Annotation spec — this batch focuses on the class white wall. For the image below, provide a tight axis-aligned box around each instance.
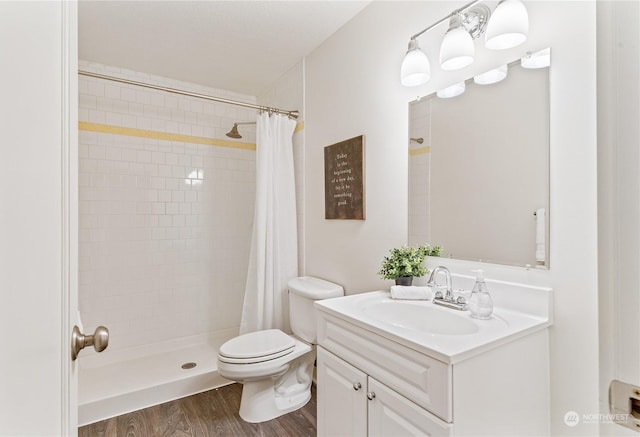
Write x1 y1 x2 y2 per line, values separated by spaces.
78 62 257 352
597 1 640 435
304 1 598 435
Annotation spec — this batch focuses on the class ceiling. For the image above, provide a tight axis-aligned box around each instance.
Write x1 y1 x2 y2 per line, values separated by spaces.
79 1 370 96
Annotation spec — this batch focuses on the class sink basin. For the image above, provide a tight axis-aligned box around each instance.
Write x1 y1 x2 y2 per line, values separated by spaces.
315 289 551 363
362 300 479 335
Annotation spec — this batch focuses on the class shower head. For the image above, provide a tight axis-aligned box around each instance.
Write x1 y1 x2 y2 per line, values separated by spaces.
410 137 424 144
226 121 256 139
226 123 242 139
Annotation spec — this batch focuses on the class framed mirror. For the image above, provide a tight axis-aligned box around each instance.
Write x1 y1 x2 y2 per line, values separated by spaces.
408 51 550 268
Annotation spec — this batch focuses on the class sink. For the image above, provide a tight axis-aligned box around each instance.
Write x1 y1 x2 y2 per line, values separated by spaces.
315 289 551 363
362 300 479 335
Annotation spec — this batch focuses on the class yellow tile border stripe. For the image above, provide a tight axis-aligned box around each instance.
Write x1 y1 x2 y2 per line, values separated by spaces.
409 146 431 156
79 121 256 150
79 120 305 149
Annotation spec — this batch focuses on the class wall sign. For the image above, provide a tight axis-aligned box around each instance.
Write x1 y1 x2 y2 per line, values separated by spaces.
324 135 365 220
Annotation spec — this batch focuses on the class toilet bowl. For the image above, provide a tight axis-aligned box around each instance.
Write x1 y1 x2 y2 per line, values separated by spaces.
217 276 343 423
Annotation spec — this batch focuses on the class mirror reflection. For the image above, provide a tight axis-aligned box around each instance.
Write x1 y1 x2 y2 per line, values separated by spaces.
408 52 550 268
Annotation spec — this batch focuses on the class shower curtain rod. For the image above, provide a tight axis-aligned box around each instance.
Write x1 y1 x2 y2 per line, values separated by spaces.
78 70 299 119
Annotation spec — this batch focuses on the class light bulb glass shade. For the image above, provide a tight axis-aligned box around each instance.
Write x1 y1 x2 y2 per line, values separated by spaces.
485 0 529 50
437 81 466 98
401 39 431 86
473 64 508 85
521 48 551 69
440 23 474 71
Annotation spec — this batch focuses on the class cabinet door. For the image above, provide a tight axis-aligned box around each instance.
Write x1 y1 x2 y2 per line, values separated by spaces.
317 347 367 437
368 377 452 437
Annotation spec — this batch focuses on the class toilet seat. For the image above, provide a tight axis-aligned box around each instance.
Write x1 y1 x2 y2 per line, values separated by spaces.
218 329 295 364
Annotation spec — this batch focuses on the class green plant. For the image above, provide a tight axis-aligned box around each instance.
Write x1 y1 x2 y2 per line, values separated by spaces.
378 244 442 280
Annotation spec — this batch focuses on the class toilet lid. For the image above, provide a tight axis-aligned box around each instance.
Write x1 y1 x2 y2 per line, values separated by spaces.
218 329 295 362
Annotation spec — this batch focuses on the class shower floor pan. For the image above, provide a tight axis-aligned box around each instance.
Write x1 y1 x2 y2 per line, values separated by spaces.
78 328 237 426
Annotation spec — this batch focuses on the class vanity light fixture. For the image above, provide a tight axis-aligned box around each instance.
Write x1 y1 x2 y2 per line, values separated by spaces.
521 47 551 69
440 14 475 71
485 0 529 50
437 81 466 99
400 0 529 87
473 64 508 85
401 38 431 86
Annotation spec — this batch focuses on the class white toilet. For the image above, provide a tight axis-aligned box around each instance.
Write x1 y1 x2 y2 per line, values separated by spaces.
217 276 344 423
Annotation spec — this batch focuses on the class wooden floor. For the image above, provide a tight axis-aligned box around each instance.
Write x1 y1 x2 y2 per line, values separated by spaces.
78 383 317 437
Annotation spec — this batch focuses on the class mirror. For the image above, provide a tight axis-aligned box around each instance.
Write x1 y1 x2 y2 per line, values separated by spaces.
408 52 550 268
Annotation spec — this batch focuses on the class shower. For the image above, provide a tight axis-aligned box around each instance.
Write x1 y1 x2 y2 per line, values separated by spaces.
226 121 256 139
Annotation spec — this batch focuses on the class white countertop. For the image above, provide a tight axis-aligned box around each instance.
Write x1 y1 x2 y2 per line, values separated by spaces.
315 290 551 364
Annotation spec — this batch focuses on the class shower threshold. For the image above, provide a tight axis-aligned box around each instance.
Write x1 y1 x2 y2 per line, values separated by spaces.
78 328 236 426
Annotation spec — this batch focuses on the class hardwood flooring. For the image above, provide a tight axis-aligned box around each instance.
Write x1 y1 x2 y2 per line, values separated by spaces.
78 383 317 437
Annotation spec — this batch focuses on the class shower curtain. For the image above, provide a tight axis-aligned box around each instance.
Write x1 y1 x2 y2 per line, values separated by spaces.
239 112 298 334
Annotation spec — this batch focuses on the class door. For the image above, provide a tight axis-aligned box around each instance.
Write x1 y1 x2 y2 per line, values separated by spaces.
0 2 78 435
367 377 452 437
317 347 367 437
597 0 640 435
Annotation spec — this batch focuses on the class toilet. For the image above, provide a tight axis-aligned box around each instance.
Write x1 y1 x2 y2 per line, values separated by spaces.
217 276 344 423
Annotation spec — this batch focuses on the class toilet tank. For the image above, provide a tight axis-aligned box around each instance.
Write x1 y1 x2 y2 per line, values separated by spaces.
288 276 343 343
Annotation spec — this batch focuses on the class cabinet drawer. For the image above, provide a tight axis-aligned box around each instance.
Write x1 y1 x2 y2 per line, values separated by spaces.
318 313 452 422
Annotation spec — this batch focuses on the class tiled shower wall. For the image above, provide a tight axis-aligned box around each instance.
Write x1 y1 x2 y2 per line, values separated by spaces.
78 61 259 352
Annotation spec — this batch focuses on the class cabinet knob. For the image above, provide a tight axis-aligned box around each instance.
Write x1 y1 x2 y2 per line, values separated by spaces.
367 391 376 400
353 382 362 391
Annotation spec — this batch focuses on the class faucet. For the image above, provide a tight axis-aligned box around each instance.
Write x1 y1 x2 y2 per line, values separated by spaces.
427 266 467 311
427 266 453 301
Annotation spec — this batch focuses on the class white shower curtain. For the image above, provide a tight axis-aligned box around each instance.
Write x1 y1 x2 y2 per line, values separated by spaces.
239 112 298 334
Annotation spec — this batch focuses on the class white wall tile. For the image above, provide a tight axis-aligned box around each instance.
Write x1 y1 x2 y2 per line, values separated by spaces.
78 62 257 351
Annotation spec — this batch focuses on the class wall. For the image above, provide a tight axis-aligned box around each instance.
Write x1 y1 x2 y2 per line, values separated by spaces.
304 1 598 435
78 61 257 352
597 1 640 435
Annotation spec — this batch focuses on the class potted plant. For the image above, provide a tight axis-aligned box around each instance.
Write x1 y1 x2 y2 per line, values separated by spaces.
378 244 442 286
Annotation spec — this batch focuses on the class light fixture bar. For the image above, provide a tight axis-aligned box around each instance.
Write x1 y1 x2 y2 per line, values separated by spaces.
410 0 482 40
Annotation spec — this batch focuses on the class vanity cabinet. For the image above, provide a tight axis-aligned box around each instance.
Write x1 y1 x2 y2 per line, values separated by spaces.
316 308 550 437
318 347 451 436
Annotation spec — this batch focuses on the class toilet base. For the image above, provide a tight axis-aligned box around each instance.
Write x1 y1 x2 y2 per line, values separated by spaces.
238 352 314 423
239 378 311 423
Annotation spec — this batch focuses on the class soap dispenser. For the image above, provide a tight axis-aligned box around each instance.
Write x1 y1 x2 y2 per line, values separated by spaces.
469 269 493 319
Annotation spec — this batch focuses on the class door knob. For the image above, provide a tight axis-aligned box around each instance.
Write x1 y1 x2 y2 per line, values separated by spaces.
367 391 376 400
71 325 109 361
353 382 362 391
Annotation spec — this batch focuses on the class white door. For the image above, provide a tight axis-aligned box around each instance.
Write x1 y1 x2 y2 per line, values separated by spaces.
317 347 367 437
598 0 640 435
0 2 78 435
367 377 451 437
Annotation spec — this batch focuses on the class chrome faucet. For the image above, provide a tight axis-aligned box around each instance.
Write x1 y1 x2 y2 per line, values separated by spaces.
428 266 467 311
427 266 453 300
